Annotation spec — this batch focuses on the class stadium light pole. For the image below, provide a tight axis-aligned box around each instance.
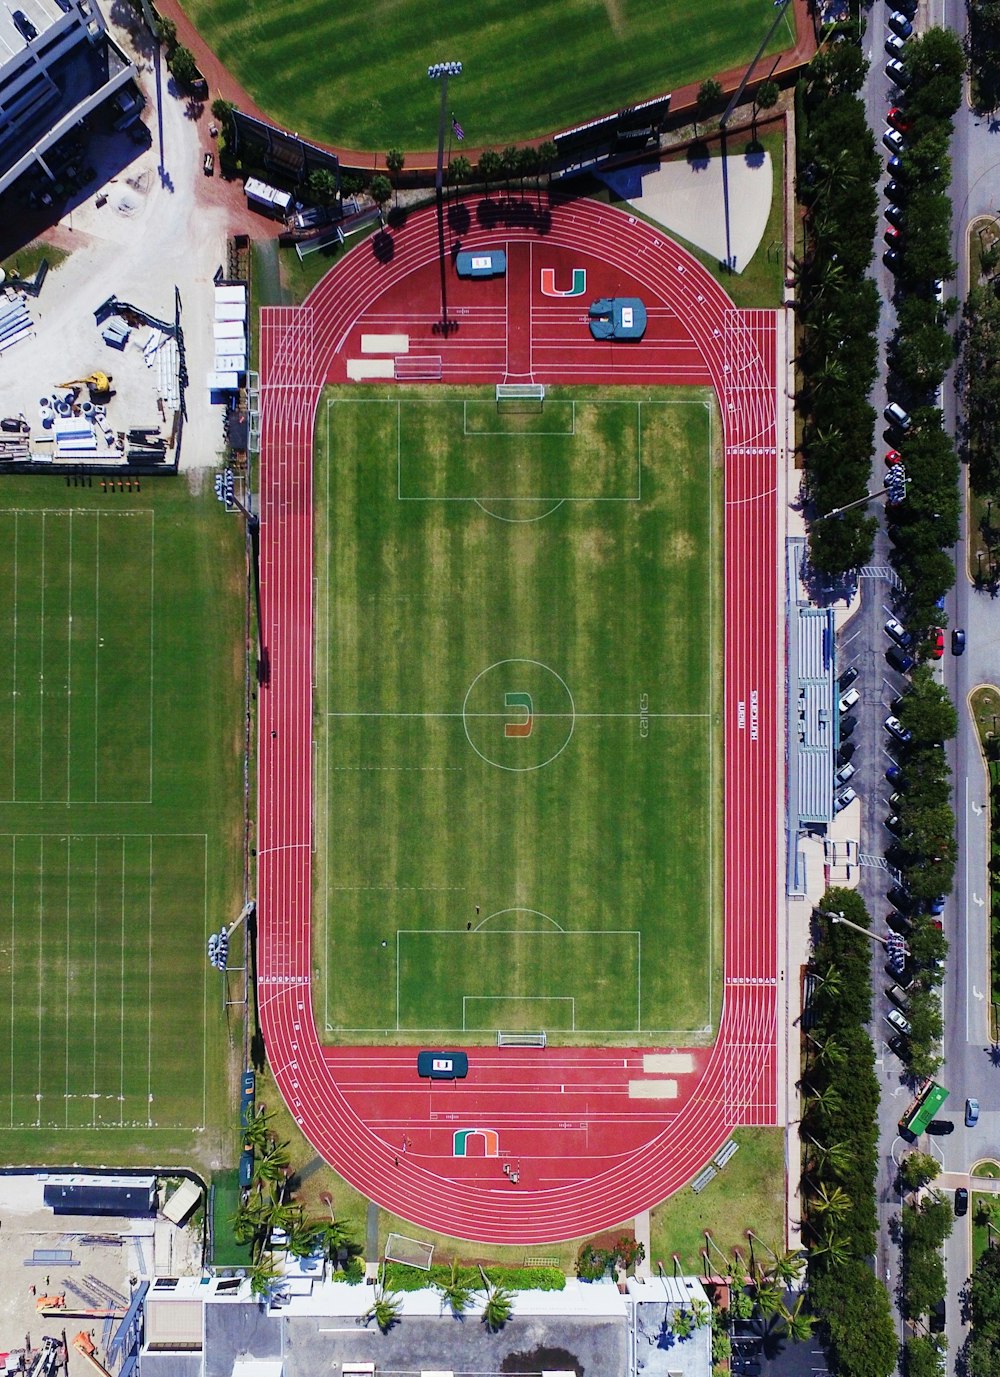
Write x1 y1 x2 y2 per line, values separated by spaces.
428 61 462 327
717 0 792 274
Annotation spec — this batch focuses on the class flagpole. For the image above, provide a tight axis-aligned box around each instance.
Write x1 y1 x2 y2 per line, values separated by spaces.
428 62 462 327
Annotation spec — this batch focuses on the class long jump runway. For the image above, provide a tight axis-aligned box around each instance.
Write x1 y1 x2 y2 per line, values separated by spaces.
257 196 779 1242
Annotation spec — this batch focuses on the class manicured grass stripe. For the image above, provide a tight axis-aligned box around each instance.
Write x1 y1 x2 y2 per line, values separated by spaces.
316 386 721 1041
182 0 795 150
0 477 245 1160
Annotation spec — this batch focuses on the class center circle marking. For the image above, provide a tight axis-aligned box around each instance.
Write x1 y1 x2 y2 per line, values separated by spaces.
462 658 575 772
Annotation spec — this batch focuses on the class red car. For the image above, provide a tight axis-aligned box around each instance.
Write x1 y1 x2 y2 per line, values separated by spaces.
885 226 901 244
886 448 902 465
888 106 912 133
930 627 944 659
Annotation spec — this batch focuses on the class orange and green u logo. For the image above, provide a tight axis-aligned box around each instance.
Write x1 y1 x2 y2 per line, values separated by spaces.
454 1128 499 1157
504 691 533 738
540 266 586 297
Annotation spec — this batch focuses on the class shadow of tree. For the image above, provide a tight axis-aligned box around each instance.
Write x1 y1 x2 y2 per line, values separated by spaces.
372 230 394 263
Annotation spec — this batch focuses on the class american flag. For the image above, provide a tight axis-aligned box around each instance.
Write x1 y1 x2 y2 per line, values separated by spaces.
451 115 465 140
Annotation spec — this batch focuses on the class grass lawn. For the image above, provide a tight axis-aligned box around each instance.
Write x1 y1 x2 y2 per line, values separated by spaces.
972 1191 1000 1265
0 475 245 1171
648 1127 786 1273
313 385 722 1045
0 239 68 283
180 0 795 151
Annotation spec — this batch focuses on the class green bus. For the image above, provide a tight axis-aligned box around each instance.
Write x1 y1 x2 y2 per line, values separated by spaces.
900 1082 949 1137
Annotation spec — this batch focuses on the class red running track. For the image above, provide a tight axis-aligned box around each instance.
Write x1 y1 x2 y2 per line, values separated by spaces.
257 198 779 1242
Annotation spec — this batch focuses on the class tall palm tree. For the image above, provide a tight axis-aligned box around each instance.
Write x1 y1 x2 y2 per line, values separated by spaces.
753 1278 784 1318
478 1266 513 1331
806 1136 853 1180
477 149 501 199
781 1294 815 1342
448 155 471 192
437 1260 472 1315
809 1182 852 1221
249 1254 283 1299
242 1106 274 1153
363 1272 403 1333
385 147 405 205
230 1203 263 1249
809 1227 850 1270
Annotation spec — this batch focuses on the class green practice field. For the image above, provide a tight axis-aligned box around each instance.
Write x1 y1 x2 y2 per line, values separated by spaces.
314 387 722 1044
0 479 245 1160
181 0 795 151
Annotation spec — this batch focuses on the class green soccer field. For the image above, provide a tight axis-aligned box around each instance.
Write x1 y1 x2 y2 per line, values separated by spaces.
0 478 245 1160
181 0 796 151
314 386 723 1044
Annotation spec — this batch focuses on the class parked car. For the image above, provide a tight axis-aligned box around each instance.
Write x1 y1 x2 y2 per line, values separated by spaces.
838 740 857 764
885 714 912 744
840 714 858 739
886 1006 912 1035
886 764 904 783
885 616 912 647
886 203 905 228
835 762 856 786
886 910 912 936
928 896 946 915
888 105 913 132
930 1299 946 1333
887 153 904 174
888 883 914 911
966 1097 980 1127
883 248 902 272
930 627 945 659
885 814 903 836
203 151 215 176
885 226 901 246
883 128 905 155
895 0 918 14
887 982 911 1010
952 627 966 655
12 9 38 41
886 58 911 87
956 1186 969 1216
839 687 860 713
888 10 914 37
886 647 915 673
834 786 857 813
927 1120 954 1135
885 179 904 203
885 32 906 56
888 1032 910 1059
838 666 859 691
884 400 912 430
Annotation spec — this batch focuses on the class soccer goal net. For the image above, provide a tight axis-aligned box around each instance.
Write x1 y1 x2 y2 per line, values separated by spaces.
496 382 545 411
497 1031 548 1048
385 1233 434 1270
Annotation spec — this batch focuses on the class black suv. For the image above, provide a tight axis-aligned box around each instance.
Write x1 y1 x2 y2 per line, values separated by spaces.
12 10 38 40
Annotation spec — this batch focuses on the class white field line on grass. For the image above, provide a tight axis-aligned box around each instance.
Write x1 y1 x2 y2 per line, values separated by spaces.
92 835 97 1127
65 836 70 1128
148 513 155 804
36 836 42 1121
7 839 13 1126
120 835 125 1127
326 711 709 720
67 512 73 804
10 514 17 802
94 512 100 803
147 834 153 1124
38 514 45 801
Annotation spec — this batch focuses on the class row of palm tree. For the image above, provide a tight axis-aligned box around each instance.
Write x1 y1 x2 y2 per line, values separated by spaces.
360 1263 514 1334
446 142 559 199
704 1230 814 1343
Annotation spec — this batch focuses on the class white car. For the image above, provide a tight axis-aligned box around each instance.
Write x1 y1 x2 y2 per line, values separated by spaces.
886 1006 911 1035
834 786 857 813
835 762 856 786
883 128 905 155
839 687 860 714
884 616 912 647
884 714 913 744
885 32 906 56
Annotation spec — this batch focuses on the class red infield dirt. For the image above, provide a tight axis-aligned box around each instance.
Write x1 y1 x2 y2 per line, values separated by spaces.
256 195 778 1243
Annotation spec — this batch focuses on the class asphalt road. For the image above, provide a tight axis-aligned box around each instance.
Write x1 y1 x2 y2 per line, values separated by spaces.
840 0 1000 1366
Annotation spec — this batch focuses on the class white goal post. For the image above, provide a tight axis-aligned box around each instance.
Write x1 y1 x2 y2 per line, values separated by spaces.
496 382 546 408
497 1031 548 1048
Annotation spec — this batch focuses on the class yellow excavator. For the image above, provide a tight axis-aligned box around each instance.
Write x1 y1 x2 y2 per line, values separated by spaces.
58 372 113 399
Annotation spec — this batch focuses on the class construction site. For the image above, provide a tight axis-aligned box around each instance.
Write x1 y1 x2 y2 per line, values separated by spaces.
0 1172 203 1376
